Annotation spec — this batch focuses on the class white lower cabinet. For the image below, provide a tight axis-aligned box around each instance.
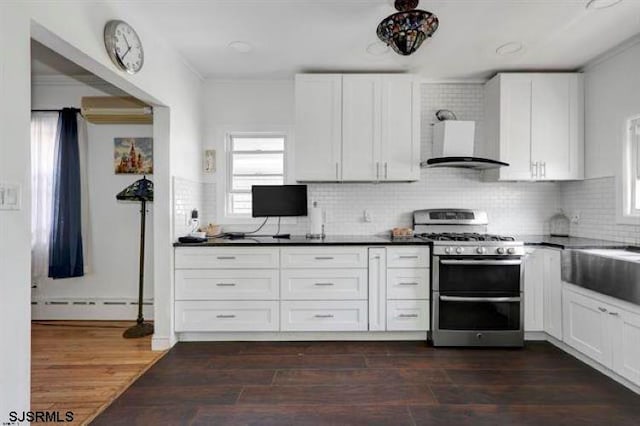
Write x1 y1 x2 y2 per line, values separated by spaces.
280 300 368 331
175 301 279 332
175 269 279 300
387 268 429 299
563 283 640 387
612 309 640 386
386 300 430 331
524 248 544 331
562 286 611 365
280 269 367 300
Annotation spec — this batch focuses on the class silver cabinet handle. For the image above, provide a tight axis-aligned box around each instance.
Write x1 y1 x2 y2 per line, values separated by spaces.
314 282 334 286
531 161 538 178
440 295 521 303
384 162 388 179
399 282 419 286
314 256 334 260
541 161 546 178
441 259 521 266
398 314 419 318
314 314 334 318
376 162 380 180
217 256 236 260
216 314 236 319
216 283 236 287
335 162 339 180
609 311 619 316
399 255 419 259
598 307 607 313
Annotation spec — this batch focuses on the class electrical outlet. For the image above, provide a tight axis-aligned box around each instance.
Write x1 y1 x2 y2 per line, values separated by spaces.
570 212 581 224
0 182 21 210
363 209 373 223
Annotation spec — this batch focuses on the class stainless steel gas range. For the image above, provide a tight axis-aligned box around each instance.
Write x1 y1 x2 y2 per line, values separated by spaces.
414 209 525 347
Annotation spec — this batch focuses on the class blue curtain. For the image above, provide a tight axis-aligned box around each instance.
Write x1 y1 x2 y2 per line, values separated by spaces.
49 108 84 279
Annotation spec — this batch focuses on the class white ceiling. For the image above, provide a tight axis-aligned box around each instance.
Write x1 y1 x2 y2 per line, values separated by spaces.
123 0 640 80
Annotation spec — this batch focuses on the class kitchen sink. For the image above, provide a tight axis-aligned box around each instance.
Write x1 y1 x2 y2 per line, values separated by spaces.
562 248 640 305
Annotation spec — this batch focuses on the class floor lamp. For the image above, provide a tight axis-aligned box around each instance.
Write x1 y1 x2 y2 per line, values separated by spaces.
116 176 154 338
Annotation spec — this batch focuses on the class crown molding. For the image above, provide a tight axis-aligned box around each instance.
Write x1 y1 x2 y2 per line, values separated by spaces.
581 33 640 72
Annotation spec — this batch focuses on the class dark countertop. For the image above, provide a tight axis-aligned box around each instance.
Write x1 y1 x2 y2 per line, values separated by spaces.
173 235 431 247
519 235 628 249
173 234 629 249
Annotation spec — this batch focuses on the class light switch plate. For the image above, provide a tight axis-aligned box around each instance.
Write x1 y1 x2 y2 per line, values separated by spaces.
0 182 22 210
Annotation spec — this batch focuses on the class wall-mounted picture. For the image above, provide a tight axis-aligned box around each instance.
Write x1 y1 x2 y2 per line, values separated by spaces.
204 149 216 174
114 137 153 174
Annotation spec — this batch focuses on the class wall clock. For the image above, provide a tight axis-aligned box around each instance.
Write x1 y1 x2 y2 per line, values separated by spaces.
104 20 144 74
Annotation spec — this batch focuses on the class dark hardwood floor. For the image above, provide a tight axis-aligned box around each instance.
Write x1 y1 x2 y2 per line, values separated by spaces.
92 341 640 425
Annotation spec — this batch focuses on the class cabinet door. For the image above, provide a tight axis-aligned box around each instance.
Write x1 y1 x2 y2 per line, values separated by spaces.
498 74 534 180
342 75 381 181
368 248 387 331
543 249 563 340
531 74 583 181
611 308 640 387
380 76 420 181
562 286 612 367
295 74 342 181
524 249 544 331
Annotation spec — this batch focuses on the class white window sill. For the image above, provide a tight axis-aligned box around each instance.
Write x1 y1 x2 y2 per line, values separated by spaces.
616 214 640 226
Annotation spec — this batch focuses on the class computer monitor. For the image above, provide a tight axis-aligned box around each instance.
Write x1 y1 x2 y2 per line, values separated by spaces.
251 185 308 218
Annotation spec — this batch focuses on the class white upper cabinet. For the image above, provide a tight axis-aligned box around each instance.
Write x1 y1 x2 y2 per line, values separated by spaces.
295 74 343 181
342 75 381 181
380 76 421 181
295 74 420 182
483 73 584 181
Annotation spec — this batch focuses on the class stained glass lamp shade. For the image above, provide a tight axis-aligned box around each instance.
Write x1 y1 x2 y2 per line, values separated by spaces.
377 0 439 56
116 176 154 338
116 176 154 201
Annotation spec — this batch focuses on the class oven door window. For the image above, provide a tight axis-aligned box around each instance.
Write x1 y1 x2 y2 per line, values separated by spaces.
437 294 521 331
438 258 521 293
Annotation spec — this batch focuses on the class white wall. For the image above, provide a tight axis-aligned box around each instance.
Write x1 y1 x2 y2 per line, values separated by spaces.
558 38 640 242
31 77 155 308
0 1 204 416
583 39 640 179
202 80 560 236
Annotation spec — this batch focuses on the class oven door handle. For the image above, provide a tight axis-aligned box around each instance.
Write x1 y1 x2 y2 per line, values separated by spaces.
440 259 522 266
439 295 521 303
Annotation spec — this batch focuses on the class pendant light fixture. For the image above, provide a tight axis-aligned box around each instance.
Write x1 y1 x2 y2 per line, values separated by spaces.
376 0 439 56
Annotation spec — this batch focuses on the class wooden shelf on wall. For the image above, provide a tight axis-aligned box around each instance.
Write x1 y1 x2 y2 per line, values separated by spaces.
81 96 153 124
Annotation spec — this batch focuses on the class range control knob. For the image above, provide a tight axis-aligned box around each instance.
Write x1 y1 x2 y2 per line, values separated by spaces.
476 247 486 254
496 247 506 255
455 247 464 254
507 247 516 255
444 247 452 254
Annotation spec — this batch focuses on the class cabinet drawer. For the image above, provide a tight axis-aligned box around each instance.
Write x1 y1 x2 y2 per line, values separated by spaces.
175 301 279 332
387 269 430 299
175 269 279 300
386 300 430 331
387 247 430 268
281 301 368 331
281 247 367 269
281 269 367 300
175 247 279 269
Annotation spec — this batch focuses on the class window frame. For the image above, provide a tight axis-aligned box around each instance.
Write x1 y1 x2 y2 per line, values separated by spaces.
617 115 640 224
216 126 295 224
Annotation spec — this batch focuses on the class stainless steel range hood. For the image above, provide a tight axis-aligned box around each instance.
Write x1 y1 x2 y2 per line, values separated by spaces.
422 120 508 170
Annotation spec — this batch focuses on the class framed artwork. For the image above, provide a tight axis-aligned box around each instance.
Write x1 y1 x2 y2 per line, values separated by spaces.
114 137 153 174
204 149 216 174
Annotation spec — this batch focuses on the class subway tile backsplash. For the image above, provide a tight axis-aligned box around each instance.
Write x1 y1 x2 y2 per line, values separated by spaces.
560 177 640 245
173 176 204 239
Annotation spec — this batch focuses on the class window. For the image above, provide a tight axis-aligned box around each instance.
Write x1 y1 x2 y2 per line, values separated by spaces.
622 117 640 219
226 134 285 216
